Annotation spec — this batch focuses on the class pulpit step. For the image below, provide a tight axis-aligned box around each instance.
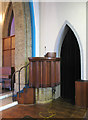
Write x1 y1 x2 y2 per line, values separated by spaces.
14 88 35 104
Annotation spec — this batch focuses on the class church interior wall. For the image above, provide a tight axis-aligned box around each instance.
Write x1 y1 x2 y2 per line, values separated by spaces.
33 2 40 57
86 2 88 80
39 2 86 80
0 1 87 103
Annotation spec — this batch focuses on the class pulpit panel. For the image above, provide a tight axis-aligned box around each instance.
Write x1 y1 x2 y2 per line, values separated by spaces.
28 57 60 88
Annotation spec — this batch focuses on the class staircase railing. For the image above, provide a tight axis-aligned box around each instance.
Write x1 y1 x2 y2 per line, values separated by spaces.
12 63 30 101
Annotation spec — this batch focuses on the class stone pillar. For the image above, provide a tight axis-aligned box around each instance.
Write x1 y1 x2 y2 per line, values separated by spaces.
12 2 31 92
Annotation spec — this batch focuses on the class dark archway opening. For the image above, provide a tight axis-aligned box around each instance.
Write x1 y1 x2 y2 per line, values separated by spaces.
60 25 81 104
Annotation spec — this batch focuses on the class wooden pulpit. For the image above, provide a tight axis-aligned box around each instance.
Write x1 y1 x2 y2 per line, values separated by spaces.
28 53 60 88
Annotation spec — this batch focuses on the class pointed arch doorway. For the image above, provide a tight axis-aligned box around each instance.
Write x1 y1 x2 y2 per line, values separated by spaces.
60 25 81 104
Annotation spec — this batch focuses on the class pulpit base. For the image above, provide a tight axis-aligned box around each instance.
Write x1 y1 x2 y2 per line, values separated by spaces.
35 85 60 104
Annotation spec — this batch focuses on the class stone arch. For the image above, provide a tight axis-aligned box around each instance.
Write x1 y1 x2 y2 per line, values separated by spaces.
2 2 32 91
54 20 84 79
2 2 13 38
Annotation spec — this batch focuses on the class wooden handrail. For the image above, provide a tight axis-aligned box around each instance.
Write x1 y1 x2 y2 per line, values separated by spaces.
12 63 30 100
28 57 60 61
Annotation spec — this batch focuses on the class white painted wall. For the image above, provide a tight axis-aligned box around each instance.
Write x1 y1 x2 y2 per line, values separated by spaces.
86 2 88 79
33 1 40 57
39 2 86 80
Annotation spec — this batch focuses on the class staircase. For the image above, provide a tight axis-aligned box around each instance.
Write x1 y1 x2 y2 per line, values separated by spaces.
13 87 35 104
12 63 35 104
0 92 18 111
12 55 60 105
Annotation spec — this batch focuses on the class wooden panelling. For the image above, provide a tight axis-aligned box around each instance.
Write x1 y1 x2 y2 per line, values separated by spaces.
47 61 51 86
75 81 88 108
24 88 35 104
51 61 55 87
11 50 15 67
3 51 11 67
32 62 36 87
42 61 47 87
56 61 60 85
12 37 15 48
28 57 60 88
3 35 15 67
3 38 11 50
29 62 33 87
35 61 41 88
15 88 35 104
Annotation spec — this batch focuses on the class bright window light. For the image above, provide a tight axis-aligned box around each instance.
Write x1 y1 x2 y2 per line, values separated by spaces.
0 14 2 23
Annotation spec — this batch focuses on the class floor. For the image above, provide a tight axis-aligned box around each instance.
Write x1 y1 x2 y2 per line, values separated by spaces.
2 98 87 119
